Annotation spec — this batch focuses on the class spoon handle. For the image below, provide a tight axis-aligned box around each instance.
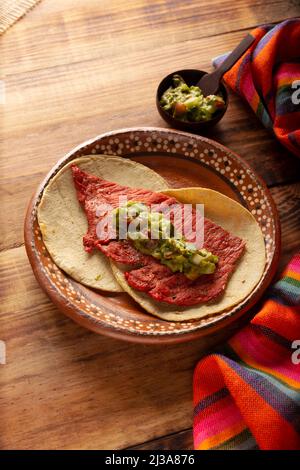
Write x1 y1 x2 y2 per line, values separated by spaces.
214 33 255 78
197 33 256 95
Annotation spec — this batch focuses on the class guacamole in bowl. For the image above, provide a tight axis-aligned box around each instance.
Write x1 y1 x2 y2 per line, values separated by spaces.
160 74 225 123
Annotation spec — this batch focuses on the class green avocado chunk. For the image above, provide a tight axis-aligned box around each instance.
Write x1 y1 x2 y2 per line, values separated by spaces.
113 201 218 281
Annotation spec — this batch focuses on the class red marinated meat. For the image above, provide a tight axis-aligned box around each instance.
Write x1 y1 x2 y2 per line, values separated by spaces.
72 165 245 306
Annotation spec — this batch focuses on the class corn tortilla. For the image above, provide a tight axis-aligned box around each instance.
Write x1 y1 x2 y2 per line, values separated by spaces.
37 155 168 292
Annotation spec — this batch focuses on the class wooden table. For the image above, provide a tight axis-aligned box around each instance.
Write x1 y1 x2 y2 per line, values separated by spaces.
1 0 300 450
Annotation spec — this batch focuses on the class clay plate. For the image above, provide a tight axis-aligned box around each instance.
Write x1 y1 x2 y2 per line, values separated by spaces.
24 128 280 344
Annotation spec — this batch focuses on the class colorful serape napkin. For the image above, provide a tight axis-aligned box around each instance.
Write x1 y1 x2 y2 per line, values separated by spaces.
193 254 300 450
213 19 300 158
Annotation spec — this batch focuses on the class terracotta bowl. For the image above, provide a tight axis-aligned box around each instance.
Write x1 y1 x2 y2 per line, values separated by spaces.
24 128 280 344
156 69 228 132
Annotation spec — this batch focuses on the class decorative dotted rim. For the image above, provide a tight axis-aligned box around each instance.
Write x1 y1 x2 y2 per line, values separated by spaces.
28 128 280 338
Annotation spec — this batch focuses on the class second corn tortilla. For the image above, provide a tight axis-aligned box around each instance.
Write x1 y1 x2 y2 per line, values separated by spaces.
37 155 168 292
110 188 266 321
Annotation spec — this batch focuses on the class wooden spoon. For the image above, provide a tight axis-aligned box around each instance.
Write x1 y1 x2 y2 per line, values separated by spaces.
197 34 255 96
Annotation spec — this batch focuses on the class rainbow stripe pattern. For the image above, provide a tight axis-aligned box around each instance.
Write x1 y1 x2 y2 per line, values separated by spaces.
213 19 300 158
193 254 300 450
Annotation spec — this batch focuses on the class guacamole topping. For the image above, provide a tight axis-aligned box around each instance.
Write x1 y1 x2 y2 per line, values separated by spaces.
113 201 218 280
160 74 225 122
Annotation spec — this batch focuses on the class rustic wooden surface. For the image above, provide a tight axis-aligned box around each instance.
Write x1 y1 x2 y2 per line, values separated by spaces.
1 0 300 450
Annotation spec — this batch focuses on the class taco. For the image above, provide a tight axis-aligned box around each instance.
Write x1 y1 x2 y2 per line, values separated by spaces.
71 166 265 320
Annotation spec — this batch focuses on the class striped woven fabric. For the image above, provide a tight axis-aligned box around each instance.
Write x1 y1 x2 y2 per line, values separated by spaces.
213 19 300 158
193 254 300 450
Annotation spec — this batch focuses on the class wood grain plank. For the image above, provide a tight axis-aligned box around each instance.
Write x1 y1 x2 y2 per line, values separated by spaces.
2 0 300 252
129 428 193 450
1 180 299 449
270 183 300 271
1 0 299 451
3 0 299 75
2 23 300 251
0 245 201 449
